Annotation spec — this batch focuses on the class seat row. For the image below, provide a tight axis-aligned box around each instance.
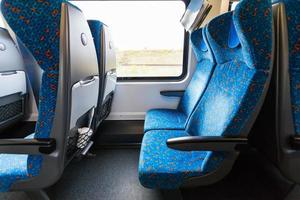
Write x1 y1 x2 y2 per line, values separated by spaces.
140 0 300 190
139 0 274 189
0 0 116 192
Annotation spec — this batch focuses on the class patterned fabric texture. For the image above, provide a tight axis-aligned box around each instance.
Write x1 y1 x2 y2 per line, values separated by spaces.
139 130 225 189
178 28 216 119
88 20 103 64
139 0 273 189
0 134 34 192
283 0 300 135
0 0 65 191
144 28 215 132
187 0 272 182
144 109 187 132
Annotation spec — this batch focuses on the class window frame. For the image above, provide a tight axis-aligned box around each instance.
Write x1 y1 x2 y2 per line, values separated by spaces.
118 29 189 82
72 0 189 82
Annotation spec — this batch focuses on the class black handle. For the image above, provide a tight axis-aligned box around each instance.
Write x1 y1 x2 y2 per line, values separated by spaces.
160 90 185 97
167 136 248 152
0 138 56 155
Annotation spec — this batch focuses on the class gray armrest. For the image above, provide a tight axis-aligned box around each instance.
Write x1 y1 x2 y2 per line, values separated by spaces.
167 136 248 152
291 136 300 150
160 90 185 97
0 138 56 155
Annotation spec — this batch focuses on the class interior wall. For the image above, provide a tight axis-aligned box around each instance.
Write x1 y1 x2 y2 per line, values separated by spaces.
107 49 197 120
1 20 39 122
108 0 230 121
202 0 230 26
0 0 230 122
220 0 230 13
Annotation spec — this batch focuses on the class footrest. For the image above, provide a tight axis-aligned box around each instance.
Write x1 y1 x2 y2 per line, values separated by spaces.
81 141 94 156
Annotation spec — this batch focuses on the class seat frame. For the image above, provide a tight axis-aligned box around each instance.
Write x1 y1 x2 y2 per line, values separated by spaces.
0 2 99 191
271 2 300 183
166 24 275 188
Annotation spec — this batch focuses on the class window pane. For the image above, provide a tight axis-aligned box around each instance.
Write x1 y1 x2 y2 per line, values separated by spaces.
0 0 4 28
0 18 3 28
72 1 186 78
231 2 239 11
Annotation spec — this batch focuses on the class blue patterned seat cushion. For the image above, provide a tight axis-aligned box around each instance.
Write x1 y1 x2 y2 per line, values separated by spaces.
282 0 300 135
88 20 103 65
144 109 187 132
144 28 215 133
0 134 35 192
138 130 224 189
0 154 28 192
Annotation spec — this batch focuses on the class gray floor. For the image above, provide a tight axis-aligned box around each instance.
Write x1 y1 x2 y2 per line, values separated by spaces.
50 148 162 200
0 192 29 200
0 148 163 200
0 148 292 200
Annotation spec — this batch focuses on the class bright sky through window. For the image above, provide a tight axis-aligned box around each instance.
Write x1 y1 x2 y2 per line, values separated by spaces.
0 0 4 28
72 1 185 51
0 1 186 78
0 18 3 27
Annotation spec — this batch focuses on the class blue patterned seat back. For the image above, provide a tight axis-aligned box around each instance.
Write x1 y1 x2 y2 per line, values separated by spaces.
178 28 215 119
186 0 272 172
88 20 103 66
1 0 65 177
283 0 300 135
187 0 272 137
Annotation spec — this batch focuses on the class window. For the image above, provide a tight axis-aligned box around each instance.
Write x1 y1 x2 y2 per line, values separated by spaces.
72 1 187 80
0 18 3 28
230 2 239 11
0 3 4 28
0 0 3 27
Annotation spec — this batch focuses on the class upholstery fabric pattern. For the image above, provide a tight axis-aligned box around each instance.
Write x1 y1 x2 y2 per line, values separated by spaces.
139 0 273 189
189 7 272 136
0 0 65 191
144 109 187 132
178 28 215 118
0 134 34 192
144 28 215 132
186 0 272 180
283 0 300 135
0 154 28 192
88 20 103 64
138 130 224 189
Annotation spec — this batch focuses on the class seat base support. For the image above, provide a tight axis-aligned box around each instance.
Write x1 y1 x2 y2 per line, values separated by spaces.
285 184 300 200
161 189 183 200
26 190 50 200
